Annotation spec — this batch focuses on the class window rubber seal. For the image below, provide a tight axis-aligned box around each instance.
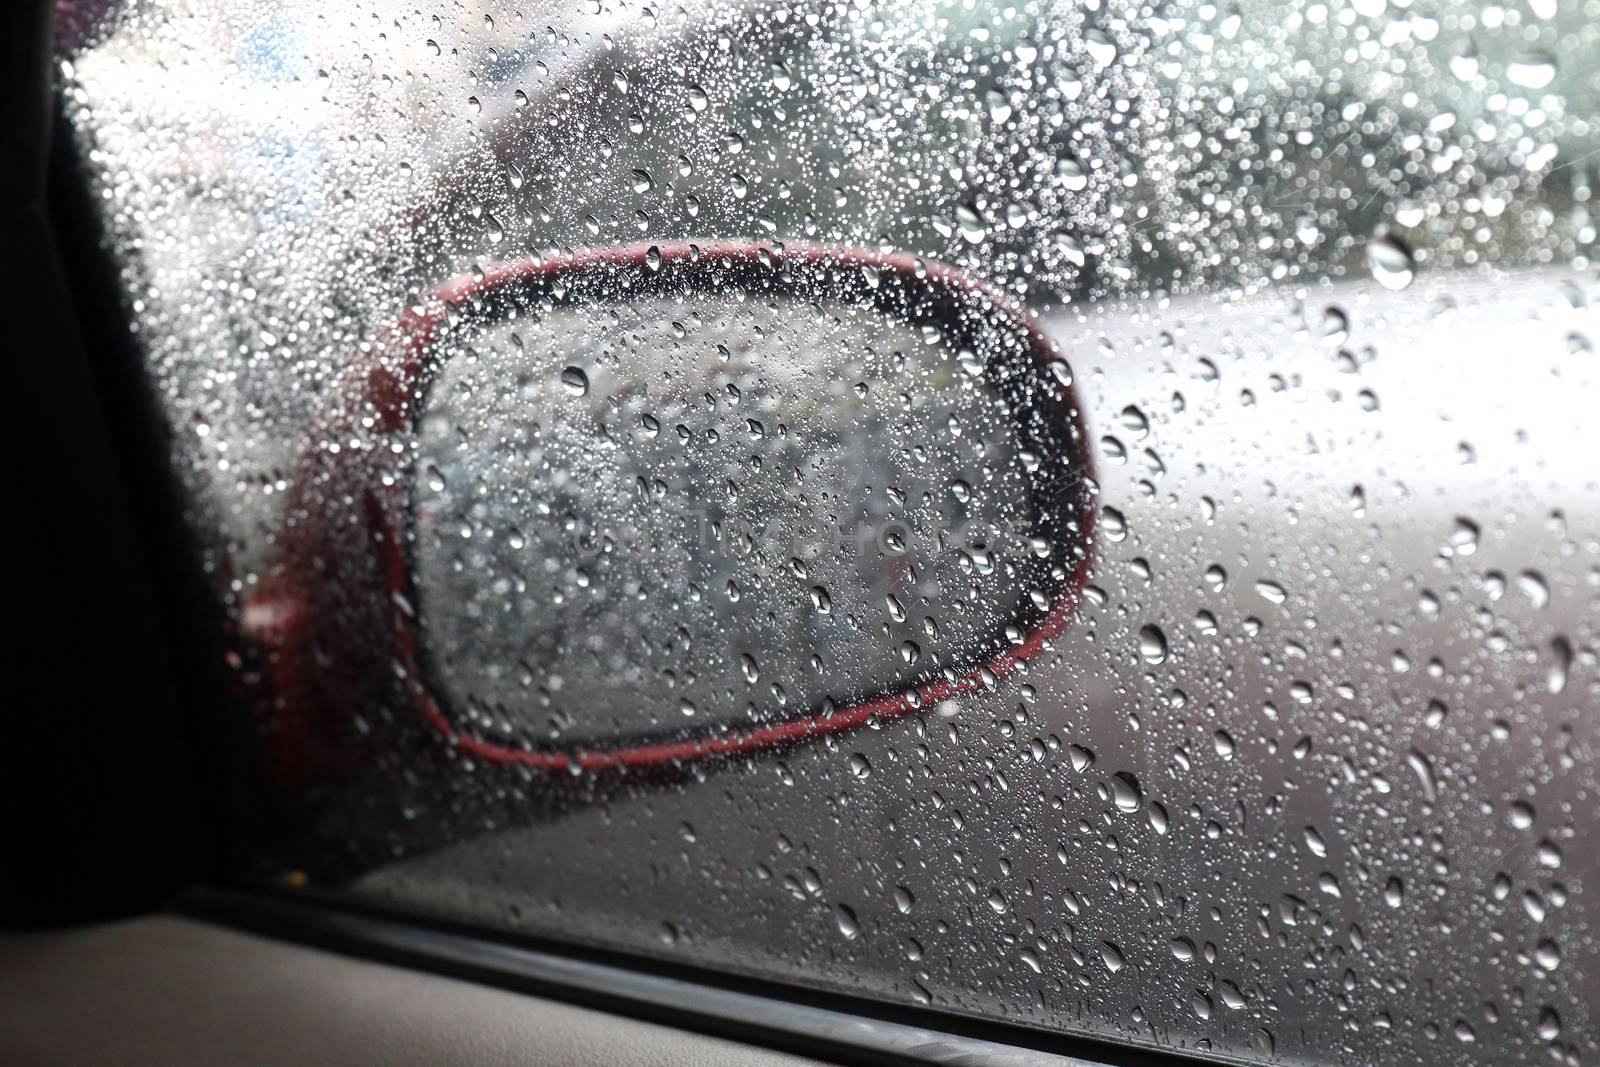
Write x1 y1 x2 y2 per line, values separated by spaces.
178 886 1246 1067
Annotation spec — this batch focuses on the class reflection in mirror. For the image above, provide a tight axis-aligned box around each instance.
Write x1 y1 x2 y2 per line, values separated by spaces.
409 257 1089 750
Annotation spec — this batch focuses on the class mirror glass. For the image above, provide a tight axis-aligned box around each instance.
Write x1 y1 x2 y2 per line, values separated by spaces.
411 280 1085 749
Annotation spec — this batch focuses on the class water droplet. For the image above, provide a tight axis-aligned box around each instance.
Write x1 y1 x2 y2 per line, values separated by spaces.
1407 749 1438 803
1448 518 1480 555
1083 29 1118 69
1099 941 1126 973
1547 636 1571 694
1138 624 1168 665
1367 233 1415 290
1056 156 1088 191
835 903 860 939
985 88 1012 124
1518 570 1551 609
1101 506 1127 542
1449 37 1480 81
1110 771 1143 813
559 366 589 397
1507 52 1557 89
955 203 988 244
1254 580 1287 605
1213 729 1237 759
1053 232 1086 266
1321 305 1350 345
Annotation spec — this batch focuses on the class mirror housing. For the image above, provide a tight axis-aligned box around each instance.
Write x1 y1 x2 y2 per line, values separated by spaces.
248 242 1097 777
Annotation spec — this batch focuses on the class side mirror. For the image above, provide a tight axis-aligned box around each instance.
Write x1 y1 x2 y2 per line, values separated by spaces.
253 242 1096 775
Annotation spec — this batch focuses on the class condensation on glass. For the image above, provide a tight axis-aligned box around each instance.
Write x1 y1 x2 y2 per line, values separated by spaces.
58 0 1598 1063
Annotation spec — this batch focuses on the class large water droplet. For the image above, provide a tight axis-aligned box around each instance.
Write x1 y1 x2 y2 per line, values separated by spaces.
1083 29 1118 69
1110 772 1144 813
1056 156 1088 191
1138 624 1168 664
559 366 590 397
1213 729 1237 759
1518 570 1551 609
1367 233 1415 290
1449 37 1480 81
955 203 988 244
1255 580 1287 605
1407 749 1438 803
1507 52 1557 89
1099 941 1126 973
1547 636 1572 694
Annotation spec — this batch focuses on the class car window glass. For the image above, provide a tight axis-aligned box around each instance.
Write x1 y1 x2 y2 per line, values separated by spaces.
58 1 1598 1063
